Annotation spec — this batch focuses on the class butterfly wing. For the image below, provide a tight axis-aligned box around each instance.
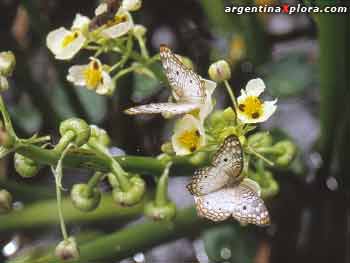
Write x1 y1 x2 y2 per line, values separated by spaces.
160 44 205 104
194 180 270 226
212 135 243 181
124 102 200 115
187 166 230 196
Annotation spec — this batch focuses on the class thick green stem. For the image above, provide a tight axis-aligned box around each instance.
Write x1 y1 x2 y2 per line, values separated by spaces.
0 194 146 232
32 207 210 263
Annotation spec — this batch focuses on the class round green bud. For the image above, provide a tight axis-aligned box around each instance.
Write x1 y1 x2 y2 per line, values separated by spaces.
112 176 146 206
0 51 16 77
248 132 273 148
71 184 101 212
0 189 12 214
250 170 279 199
222 107 236 122
59 118 91 147
144 201 176 221
55 237 80 261
14 153 40 178
274 140 297 167
161 142 174 155
208 60 231 82
89 125 111 147
133 24 147 38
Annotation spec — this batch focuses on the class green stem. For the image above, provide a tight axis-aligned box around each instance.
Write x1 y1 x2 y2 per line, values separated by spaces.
136 36 149 59
155 162 172 206
0 194 145 232
247 146 274 167
32 207 210 263
53 131 76 154
86 172 104 197
88 138 131 191
223 80 238 117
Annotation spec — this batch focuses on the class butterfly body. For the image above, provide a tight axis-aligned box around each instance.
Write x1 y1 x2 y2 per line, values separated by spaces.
187 135 270 226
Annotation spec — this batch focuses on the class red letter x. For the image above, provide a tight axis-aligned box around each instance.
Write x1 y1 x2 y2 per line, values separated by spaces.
282 4 289 13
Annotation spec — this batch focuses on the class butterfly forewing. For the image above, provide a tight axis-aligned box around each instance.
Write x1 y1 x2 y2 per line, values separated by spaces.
187 166 231 196
160 45 205 104
212 135 243 180
124 102 199 115
194 182 270 226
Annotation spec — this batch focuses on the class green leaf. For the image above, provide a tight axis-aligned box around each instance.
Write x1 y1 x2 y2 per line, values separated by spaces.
259 52 319 98
202 224 256 263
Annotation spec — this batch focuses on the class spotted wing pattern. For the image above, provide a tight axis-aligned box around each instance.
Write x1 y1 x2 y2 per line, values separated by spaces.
159 44 205 104
187 135 243 196
194 179 270 226
124 102 199 115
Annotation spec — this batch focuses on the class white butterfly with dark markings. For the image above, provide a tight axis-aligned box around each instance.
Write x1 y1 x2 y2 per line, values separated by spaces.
187 135 270 226
124 45 216 120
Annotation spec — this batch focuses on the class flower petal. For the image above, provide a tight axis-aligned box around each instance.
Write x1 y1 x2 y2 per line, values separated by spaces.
96 71 115 95
101 11 133 38
71 14 90 31
245 78 265 97
95 3 108 16
56 33 86 60
67 65 87 86
46 27 70 56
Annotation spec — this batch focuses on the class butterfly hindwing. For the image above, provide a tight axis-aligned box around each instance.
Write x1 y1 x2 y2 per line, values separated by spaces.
194 179 270 226
124 102 199 115
212 135 243 181
160 44 204 103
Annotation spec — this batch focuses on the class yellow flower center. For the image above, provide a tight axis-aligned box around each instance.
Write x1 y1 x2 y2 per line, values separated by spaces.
238 96 263 119
84 60 103 88
178 129 201 153
61 31 79 48
106 14 128 27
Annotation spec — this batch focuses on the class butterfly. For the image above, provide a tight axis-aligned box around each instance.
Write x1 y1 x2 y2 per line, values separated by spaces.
89 0 121 31
187 135 270 226
124 44 208 116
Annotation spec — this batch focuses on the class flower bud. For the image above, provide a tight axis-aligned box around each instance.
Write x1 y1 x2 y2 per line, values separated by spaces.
122 0 142 11
70 184 101 212
273 140 296 167
222 107 236 122
133 25 147 38
59 118 91 147
144 201 176 221
208 60 231 82
55 237 80 261
248 132 273 148
14 153 40 178
161 142 174 155
0 189 12 214
89 125 110 147
0 76 9 92
0 51 16 77
112 176 146 206
250 170 279 199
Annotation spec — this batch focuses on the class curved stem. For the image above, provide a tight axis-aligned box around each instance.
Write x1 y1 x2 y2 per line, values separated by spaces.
86 172 104 197
155 162 172 206
223 80 238 119
53 131 76 154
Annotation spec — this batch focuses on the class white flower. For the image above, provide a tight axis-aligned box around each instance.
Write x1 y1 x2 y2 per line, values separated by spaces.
0 76 9 92
67 57 115 95
236 78 277 123
46 14 90 60
99 9 134 39
122 0 142 11
0 51 15 76
171 114 206 156
198 79 216 123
